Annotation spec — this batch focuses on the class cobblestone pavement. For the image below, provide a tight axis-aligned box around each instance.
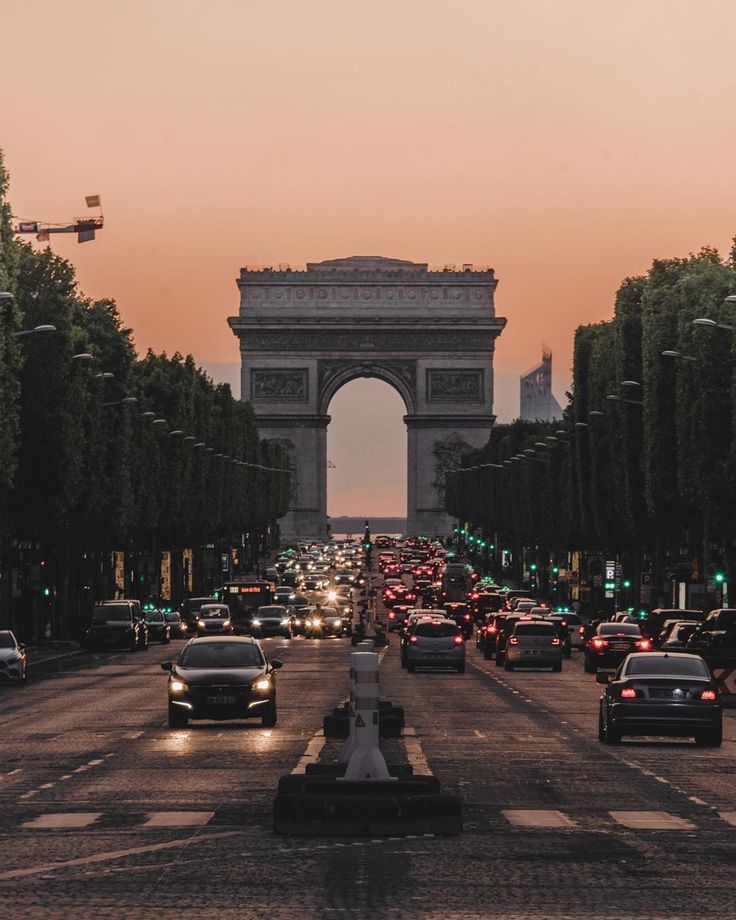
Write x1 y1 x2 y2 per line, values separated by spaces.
2 625 736 919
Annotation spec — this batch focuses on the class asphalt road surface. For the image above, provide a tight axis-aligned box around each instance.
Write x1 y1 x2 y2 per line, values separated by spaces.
2 632 736 919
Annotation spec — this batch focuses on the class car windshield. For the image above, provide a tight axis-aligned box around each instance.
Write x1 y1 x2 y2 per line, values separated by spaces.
200 607 228 618
599 624 641 636
93 605 130 621
415 622 459 638
258 607 286 616
146 610 164 622
179 642 263 669
626 656 709 678
0 634 15 648
515 624 556 636
164 613 181 623
718 611 736 626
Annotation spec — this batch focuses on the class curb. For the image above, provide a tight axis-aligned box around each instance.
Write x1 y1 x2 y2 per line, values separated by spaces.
273 792 462 837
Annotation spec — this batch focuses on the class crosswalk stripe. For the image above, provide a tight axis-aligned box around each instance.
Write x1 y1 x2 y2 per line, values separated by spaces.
609 810 695 830
143 811 214 827
717 812 736 827
22 812 103 829
502 809 575 828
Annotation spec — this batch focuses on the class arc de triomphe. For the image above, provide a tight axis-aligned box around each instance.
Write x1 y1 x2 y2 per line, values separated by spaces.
228 256 506 540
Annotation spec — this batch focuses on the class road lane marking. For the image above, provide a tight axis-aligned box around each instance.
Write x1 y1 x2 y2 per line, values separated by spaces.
22 812 103 829
143 811 213 827
291 729 327 774
717 812 736 826
0 831 241 881
609 811 696 830
503 810 576 829
403 727 430 774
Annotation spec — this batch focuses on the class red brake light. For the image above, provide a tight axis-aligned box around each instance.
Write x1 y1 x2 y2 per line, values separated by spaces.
592 638 608 649
551 637 560 645
579 626 585 634
409 635 418 643
700 689 717 701
636 639 652 650
464 614 471 621
509 636 519 645
620 687 637 699
388 612 395 619
453 635 464 645
489 626 497 633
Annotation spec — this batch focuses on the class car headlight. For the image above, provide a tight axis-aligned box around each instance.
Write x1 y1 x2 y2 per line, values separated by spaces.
169 679 188 694
312 618 322 626
222 620 231 627
294 618 302 626
253 677 271 691
327 592 337 601
281 618 290 626
305 619 313 626
197 619 205 627
179 623 187 631
252 619 261 626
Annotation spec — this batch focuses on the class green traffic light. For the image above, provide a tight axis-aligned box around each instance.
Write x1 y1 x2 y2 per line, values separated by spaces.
530 563 537 571
552 566 559 574
715 572 726 584
623 579 631 588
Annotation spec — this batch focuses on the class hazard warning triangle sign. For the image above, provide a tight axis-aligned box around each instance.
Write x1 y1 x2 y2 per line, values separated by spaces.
355 713 366 727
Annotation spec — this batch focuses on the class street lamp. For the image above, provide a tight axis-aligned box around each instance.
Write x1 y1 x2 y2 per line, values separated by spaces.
661 350 696 362
102 396 138 408
11 324 57 338
94 372 114 380
589 410 604 418
140 411 156 420
575 421 588 428
72 352 94 361
693 317 735 332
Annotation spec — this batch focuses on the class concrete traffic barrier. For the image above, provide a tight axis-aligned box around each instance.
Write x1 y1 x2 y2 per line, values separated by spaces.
304 762 413 777
278 775 441 795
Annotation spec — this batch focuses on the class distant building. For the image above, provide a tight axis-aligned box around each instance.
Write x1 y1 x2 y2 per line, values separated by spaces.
520 351 562 421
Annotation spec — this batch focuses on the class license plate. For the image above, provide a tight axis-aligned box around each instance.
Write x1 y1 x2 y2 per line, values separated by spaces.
610 643 628 650
206 695 235 705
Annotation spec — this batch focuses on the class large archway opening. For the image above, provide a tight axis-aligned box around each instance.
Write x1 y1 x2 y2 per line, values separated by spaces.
327 378 407 530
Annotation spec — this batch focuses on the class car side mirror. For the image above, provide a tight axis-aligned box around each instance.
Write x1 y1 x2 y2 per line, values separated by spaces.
595 673 610 685
160 661 172 671
270 659 283 670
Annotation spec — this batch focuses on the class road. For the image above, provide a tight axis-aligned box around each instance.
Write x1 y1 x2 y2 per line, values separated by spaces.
2 630 736 918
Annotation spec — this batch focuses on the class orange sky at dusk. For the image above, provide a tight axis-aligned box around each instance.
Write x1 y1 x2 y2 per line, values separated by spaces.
3 0 736 515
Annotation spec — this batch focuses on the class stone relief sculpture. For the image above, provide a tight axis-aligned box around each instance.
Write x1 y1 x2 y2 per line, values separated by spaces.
428 370 483 401
432 433 473 504
252 369 308 400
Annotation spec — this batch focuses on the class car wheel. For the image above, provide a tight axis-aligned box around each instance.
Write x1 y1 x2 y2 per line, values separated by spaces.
504 659 514 671
564 649 571 659
456 662 465 674
129 635 138 652
164 634 170 645
604 715 621 745
261 702 277 728
598 708 606 743
483 644 493 660
168 705 188 728
584 657 596 674
552 661 562 673
495 653 503 667
407 663 416 673
695 726 722 747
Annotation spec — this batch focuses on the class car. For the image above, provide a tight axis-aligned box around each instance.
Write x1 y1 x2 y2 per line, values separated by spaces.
196 604 234 636
335 569 357 585
180 596 219 631
659 621 700 651
505 620 563 672
252 605 292 638
405 617 466 673
545 614 572 658
443 601 474 638
264 567 279 583
164 610 189 639
494 613 546 666
597 652 722 746
584 623 651 673
163 636 282 728
398 609 446 666
0 630 27 683
85 601 148 651
274 586 296 604
320 606 348 637
144 608 171 644
687 609 736 655
387 603 412 631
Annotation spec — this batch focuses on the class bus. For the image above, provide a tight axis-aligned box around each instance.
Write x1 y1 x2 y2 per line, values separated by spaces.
218 579 274 633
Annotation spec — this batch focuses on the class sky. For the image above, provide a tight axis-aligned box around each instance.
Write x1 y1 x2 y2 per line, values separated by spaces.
3 0 736 515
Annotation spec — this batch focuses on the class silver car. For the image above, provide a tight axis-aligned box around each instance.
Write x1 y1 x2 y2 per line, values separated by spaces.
505 621 563 671
0 630 27 683
252 605 292 638
406 617 465 673
196 604 234 636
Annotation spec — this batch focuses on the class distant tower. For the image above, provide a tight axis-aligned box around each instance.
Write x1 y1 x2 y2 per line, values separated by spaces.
520 350 562 421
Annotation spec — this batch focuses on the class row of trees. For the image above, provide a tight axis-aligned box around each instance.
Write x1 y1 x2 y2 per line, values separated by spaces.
447 241 736 610
0 151 290 639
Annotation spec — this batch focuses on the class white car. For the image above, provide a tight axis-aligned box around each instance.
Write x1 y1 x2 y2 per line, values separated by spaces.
0 630 27 683
505 620 563 672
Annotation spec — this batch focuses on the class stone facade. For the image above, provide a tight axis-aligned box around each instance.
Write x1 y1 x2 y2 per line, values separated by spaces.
228 256 506 540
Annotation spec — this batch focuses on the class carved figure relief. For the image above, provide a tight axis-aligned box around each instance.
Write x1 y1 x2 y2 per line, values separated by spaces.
427 369 483 402
432 433 473 504
252 369 308 400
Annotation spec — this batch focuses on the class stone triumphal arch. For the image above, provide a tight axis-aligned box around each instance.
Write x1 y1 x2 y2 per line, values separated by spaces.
228 256 506 540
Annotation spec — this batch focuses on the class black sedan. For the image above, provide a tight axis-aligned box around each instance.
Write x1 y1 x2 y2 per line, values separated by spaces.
597 652 722 746
584 622 651 673
144 608 171 644
163 636 282 728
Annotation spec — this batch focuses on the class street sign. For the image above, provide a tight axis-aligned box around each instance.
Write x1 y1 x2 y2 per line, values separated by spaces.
641 573 652 586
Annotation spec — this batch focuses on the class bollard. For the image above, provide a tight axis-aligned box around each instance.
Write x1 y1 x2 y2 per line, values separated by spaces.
339 651 394 782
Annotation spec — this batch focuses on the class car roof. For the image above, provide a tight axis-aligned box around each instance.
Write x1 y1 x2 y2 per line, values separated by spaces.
188 635 257 645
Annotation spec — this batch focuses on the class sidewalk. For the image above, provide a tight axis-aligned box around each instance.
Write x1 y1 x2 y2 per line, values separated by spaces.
24 640 83 668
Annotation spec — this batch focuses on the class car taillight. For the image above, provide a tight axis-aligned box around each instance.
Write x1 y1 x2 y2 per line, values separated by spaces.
410 636 418 643
388 612 395 619
592 638 608 649
551 637 560 645
464 614 471 621
700 689 717 701
453 635 464 645
579 626 585 635
620 687 638 699
636 639 652 650
489 626 497 634
509 636 519 645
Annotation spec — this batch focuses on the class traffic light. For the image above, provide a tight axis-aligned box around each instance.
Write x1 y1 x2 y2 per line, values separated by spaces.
623 579 632 589
42 586 51 598
530 563 537 572
552 566 559 575
714 572 726 584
